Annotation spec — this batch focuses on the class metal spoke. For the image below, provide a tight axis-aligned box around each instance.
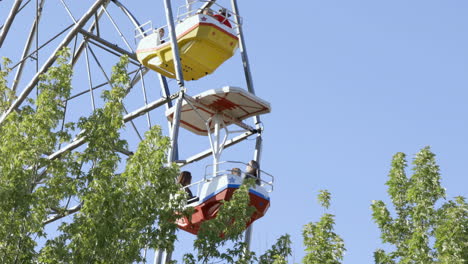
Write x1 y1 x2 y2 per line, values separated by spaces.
87 45 143 141
84 44 97 110
11 0 46 92
139 67 152 128
78 29 138 62
59 0 78 24
102 6 133 51
72 2 110 66
0 0 25 48
10 24 73 72
66 69 139 101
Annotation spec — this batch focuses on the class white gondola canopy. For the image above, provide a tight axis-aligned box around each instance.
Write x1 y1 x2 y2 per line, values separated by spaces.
166 86 271 135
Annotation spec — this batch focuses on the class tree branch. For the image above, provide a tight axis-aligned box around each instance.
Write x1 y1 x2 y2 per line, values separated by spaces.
43 203 82 225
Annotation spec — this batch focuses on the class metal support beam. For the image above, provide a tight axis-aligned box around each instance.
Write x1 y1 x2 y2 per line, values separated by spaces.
167 90 184 164
153 252 163 264
78 29 138 61
139 69 152 128
231 0 264 255
123 90 179 122
155 90 184 264
0 0 24 48
156 2 187 261
72 1 110 66
11 0 46 92
66 68 139 101
47 93 177 161
159 75 178 158
163 0 185 87
85 39 140 67
253 135 263 170
102 6 133 51
9 24 73 71
243 134 262 251
230 0 260 125
111 0 144 37
0 0 110 125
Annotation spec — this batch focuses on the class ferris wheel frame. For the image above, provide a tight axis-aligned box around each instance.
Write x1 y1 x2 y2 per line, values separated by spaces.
0 0 265 263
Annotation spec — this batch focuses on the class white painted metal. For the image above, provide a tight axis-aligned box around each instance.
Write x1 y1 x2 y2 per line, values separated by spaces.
11 0 45 92
163 0 184 88
165 87 271 135
186 0 195 14
0 0 24 48
167 91 184 165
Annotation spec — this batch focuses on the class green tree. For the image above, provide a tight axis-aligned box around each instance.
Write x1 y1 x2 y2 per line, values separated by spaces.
302 190 346 264
258 234 292 264
0 49 76 263
0 51 189 263
372 147 468 264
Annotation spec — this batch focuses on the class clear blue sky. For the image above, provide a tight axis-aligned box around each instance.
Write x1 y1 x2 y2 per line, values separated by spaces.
1 0 467 263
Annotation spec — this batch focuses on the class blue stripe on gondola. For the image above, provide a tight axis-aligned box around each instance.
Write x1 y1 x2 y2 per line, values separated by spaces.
201 184 270 203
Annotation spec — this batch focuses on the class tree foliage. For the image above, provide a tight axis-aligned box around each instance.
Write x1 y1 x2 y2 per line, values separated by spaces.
0 49 75 263
372 147 468 264
0 51 189 263
302 190 346 264
258 234 292 264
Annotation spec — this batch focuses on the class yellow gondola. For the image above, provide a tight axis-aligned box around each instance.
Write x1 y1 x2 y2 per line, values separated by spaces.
136 12 239 81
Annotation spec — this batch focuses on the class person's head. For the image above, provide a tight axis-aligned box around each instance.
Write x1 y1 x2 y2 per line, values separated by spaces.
158 27 165 37
218 8 231 17
177 171 192 186
246 160 259 176
202 8 213 16
231 167 241 176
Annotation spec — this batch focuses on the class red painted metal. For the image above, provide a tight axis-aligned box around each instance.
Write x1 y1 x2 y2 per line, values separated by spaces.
176 187 270 235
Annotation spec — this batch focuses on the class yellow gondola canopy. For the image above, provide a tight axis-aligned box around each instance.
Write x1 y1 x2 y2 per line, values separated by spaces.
136 13 239 81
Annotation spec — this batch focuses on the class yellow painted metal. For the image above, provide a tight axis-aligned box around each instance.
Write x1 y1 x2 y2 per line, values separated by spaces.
137 22 239 81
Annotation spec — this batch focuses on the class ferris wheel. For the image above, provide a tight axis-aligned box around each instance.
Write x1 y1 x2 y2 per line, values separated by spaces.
0 0 273 263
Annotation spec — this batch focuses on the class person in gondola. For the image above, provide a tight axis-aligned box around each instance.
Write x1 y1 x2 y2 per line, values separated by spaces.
154 27 165 44
213 8 232 28
201 8 214 16
177 171 195 201
231 167 241 176
245 160 261 185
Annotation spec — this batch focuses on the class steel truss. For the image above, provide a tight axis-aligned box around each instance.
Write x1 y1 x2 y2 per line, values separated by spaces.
0 0 262 263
